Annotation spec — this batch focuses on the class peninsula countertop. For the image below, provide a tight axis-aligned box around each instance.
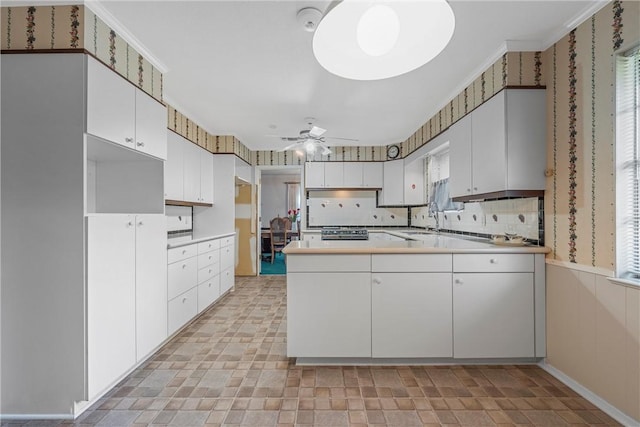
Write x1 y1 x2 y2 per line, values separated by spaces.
283 232 550 254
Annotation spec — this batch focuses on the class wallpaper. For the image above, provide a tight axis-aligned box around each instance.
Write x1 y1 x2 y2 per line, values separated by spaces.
544 0 639 269
0 5 163 103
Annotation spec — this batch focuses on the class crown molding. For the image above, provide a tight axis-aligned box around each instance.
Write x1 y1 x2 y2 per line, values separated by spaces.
84 0 168 74
541 0 609 49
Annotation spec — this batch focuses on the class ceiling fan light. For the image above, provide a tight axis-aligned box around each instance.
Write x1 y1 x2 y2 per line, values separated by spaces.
313 0 455 80
295 149 305 157
304 140 316 154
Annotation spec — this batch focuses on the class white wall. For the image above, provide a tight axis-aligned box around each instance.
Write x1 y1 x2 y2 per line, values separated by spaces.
261 173 300 228
193 154 236 237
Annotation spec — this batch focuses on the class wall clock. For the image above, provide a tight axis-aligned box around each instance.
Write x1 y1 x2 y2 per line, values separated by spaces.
387 144 400 159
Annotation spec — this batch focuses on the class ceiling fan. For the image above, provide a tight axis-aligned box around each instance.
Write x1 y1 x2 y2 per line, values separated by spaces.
271 121 359 156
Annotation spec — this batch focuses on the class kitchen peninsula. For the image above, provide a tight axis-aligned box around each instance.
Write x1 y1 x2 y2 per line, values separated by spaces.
283 233 549 364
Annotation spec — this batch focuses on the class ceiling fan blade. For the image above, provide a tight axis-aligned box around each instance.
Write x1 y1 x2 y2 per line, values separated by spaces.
323 136 359 142
309 126 326 138
318 142 332 155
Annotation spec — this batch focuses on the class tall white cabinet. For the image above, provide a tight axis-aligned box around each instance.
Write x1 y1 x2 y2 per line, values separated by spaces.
1 53 167 417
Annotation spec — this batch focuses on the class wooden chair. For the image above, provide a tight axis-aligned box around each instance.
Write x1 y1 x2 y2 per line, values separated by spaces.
269 217 288 264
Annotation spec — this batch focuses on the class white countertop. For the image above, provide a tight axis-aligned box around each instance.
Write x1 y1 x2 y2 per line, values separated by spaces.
283 232 549 254
167 232 235 249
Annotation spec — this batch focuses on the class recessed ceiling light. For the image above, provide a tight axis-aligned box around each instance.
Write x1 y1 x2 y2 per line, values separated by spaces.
313 0 455 80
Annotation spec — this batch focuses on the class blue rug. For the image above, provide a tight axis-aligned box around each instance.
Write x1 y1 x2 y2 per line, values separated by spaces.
260 252 286 275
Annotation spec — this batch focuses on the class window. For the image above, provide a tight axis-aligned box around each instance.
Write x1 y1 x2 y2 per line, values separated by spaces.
616 46 640 284
425 144 461 211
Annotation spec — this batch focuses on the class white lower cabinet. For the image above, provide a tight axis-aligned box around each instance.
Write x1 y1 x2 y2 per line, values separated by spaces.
87 214 166 399
372 272 452 358
288 272 372 357
453 272 535 358
168 287 198 335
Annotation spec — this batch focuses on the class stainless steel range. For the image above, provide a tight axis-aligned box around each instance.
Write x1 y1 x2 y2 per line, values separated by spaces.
321 228 369 241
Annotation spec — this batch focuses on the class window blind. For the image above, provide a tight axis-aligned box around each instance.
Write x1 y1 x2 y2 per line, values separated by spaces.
616 46 640 281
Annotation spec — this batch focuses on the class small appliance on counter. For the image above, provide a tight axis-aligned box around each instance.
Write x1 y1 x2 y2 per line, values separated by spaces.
321 227 369 241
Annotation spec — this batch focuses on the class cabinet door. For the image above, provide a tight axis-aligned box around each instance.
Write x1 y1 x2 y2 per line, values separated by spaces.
323 162 344 188
86 57 135 149
168 287 198 335
200 149 214 203
287 272 371 357
135 214 167 361
403 158 426 205
453 272 534 358
471 91 506 194
372 273 452 357
87 215 136 399
165 131 184 200
198 275 220 312
220 267 234 295
449 114 473 198
134 91 167 160
305 162 324 188
362 162 383 188
343 162 363 187
182 141 201 203
381 160 404 205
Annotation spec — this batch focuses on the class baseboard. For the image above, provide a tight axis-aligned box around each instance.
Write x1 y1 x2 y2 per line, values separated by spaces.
539 361 639 427
0 413 74 420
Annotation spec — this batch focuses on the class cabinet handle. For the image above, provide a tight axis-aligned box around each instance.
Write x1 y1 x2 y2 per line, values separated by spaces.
182 249 187 254
138 221 143 226
136 141 145 147
490 258 498 264
208 282 212 287
473 187 478 191
182 297 187 303
182 264 187 269
208 255 212 260
466 188 471 192
126 221 133 227
455 278 464 285
125 137 133 143
209 269 212 273
372 277 382 285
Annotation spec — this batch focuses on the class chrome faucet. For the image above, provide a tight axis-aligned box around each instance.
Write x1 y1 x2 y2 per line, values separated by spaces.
428 202 440 233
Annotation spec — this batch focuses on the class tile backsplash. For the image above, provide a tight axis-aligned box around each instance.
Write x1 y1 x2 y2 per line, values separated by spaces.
412 197 542 242
307 190 408 227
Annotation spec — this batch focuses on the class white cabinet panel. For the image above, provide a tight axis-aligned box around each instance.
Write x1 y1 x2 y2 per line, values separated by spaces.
287 272 371 357
372 272 452 357
198 250 219 269
343 162 363 187
453 254 534 273
168 243 197 264
198 264 219 284
198 276 220 312
403 158 426 205
134 91 167 160
183 141 201 203
134 214 167 361
167 256 198 300
449 114 473 199
453 272 535 358
381 160 404 205
305 162 325 188
168 287 198 336
87 215 136 399
286 254 370 272
324 163 344 188
220 267 234 294
472 91 506 194
372 254 452 272
198 239 221 254
86 57 135 149
362 162 383 188
220 243 234 270
165 131 184 200
200 150 214 204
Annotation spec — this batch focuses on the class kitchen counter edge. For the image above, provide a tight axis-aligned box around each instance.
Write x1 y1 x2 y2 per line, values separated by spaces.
167 232 235 249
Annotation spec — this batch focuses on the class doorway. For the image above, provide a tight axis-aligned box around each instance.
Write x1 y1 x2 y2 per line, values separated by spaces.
256 166 303 275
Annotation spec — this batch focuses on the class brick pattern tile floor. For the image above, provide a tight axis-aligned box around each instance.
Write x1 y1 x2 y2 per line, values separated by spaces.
4 276 621 426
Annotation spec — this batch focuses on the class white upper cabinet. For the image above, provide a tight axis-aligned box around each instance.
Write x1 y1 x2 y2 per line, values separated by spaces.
362 162 383 188
86 56 166 160
403 158 426 205
324 162 344 188
87 57 135 150
200 148 214 204
305 162 325 188
449 114 473 199
380 160 404 205
165 131 184 201
449 89 546 200
183 141 201 203
343 162 363 187
134 91 167 159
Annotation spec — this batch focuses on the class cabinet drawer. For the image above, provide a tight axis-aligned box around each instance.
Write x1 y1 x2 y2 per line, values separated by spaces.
168 257 197 300
287 254 371 272
453 254 534 272
198 250 219 269
168 287 198 335
372 254 452 272
220 268 234 295
197 276 220 313
198 263 220 284
220 244 234 270
198 239 220 254
168 244 197 264
220 236 234 248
